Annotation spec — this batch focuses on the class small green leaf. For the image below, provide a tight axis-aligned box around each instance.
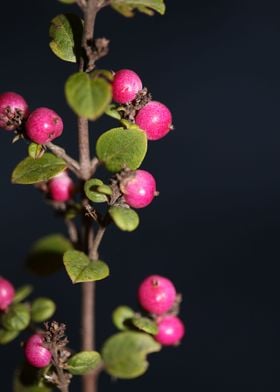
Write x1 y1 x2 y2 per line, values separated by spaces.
84 179 108 203
112 306 135 330
12 153 67 185
26 234 73 276
49 14 83 63
0 329 19 344
102 331 161 379
31 298 56 323
65 72 112 120
96 127 147 172
91 69 114 82
97 184 113 196
67 351 102 375
109 206 139 232
13 285 33 304
2 304 31 332
63 250 109 283
105 104 122 120
28 143 45 160
131 316 158 335
111 0 166 17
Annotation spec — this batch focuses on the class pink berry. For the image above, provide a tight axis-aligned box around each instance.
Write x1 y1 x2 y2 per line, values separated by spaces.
112 69 143 104
0 277 15 311
0 92 29 131
48 172 74 202
25 107 63 144
120 170 157 209
155 315 185 346
138 275 176 315
135 101 172 140
24 334 52 368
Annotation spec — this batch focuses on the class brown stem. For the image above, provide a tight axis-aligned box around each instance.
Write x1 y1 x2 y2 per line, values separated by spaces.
77 117 91 181
46 142 80 176
78 2 100 392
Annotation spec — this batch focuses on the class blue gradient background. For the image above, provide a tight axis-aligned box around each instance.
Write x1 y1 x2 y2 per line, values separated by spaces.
1 0 280 391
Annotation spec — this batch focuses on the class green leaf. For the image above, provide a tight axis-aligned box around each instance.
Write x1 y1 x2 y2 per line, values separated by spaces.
12 153 67 185
111 0 166 17
31 298 56 323
26 234 73 276
84 179 108 203
65 72 112 120
112 306 135 330
96 127 147 172
63 250 109 283
131 316 158 335
49 14 83 63
0 329 19 344
2 304 31 332
28 143 45 160
13 285 33 304
109 206 139 231
105 104 122 120
67 351 102 375
102 331 161 379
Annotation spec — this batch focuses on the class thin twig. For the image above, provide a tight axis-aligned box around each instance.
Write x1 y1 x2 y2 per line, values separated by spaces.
90 225 106 260
65 219 79 245
90 157 100 176
46 142 80 176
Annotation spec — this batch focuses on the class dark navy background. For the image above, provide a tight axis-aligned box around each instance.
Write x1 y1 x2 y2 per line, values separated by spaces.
1 0 280 390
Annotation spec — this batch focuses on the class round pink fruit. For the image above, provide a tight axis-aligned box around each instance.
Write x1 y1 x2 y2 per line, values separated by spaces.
24 334 52 368
0 277 15 311
155 315 185 346
112 69 143 104
48 172 74 202
120 170 157 209
0 92 29 131
25 107 63 144
135 101 172 140
138 275 176 315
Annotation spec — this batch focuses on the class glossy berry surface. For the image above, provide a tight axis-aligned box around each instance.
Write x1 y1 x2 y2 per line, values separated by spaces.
155 315 185 346
25 107 63 144
138 275 176 315
0 277 15 311
0 92 29 131
48 172 74 202
112 69 142 104
135 101 172 140
121 170 157 209
24 334 52 368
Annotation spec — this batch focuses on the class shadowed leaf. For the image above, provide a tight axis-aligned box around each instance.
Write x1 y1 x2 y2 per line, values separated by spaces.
49 14 83 63
26 234 73 276
12 153 67 185
102 331 161 379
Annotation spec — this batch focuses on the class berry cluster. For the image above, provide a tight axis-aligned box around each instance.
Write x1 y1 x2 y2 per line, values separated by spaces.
112 69 173 141
0 92 63 144
138 275 185 346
